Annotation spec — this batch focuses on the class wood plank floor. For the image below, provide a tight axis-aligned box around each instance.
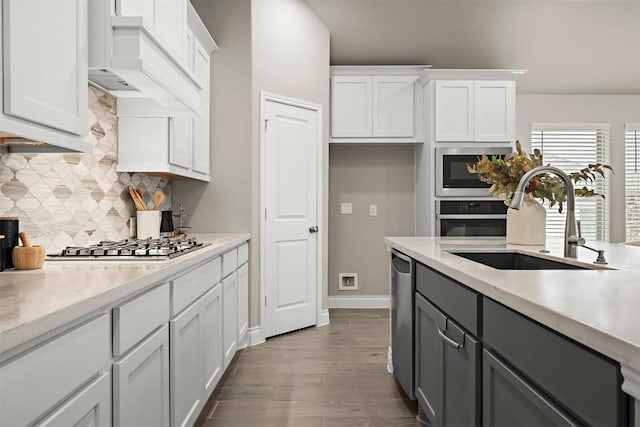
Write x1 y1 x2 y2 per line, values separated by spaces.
195 309 418 426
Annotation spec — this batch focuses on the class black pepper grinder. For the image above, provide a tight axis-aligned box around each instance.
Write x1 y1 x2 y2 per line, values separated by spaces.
0 217 19 269
0 234 5 272
160 210 175 237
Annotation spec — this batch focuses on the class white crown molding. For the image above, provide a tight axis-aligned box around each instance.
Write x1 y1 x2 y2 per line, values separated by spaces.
418 69 527 86
330 65 431 76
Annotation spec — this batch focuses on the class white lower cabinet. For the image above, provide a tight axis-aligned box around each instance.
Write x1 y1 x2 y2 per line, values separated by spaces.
202 285 223 397
171 298 205 427
237 262 249 349
222 272 238 369
0 315 110 427
36 372 111 427
0 242 250 427
113 325 170 427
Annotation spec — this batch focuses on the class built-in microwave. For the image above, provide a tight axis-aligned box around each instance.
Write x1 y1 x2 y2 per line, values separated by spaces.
435 146 513 197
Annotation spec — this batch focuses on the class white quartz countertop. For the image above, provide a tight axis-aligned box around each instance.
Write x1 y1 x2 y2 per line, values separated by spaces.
0 233 250 355
385 236 640 371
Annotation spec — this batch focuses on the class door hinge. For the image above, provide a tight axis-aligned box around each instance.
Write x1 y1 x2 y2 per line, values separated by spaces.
264 208 267 220
264 296 267 307
264 119 269 132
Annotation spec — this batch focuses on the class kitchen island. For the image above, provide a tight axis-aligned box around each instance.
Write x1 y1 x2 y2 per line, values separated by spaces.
0 233 249 427
386 236 640 426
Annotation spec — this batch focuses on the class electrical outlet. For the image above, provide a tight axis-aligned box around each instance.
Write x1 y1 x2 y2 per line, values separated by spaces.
339 273 358 290
340 202 352 215
369 204 377 216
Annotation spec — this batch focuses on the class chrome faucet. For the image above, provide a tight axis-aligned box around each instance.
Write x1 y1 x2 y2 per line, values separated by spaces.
510 165 578 258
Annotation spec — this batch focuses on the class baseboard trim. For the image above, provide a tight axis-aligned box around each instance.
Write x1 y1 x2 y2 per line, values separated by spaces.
316 309 330 327
328 295 390 309
246 326 265 347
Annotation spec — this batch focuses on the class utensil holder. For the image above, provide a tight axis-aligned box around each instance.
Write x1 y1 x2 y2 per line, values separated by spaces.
137 211 161 239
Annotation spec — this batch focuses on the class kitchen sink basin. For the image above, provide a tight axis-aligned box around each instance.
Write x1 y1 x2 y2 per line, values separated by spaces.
450 251 590 270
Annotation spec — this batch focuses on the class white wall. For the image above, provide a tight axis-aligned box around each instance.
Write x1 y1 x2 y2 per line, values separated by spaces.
176 0 329 328
516 94 640 243
251 0 330 311
173 0 252 233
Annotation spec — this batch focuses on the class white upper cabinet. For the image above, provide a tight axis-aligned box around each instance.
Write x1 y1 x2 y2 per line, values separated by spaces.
330 66 428 143
191 39 211 175
372 76 415 137
117 113 209 181
116 0 185 58
0 0 90 152
169 116 194 170
154 0 186 60
434 80 475 142
433 78 516 142
474 81 515 142
113 3 214 181
331 76 373 138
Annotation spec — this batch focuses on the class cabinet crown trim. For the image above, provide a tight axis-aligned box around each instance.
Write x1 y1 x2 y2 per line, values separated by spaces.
331 65 431 76
418 69 527 86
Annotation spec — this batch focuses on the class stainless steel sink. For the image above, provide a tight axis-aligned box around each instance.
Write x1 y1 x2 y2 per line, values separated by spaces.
450 251 590 270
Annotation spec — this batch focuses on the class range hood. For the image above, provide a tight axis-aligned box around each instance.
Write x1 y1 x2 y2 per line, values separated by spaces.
88 6 205 115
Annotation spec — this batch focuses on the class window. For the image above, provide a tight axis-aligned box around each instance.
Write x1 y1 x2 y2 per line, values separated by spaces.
531 124 610 242
626 124 640 242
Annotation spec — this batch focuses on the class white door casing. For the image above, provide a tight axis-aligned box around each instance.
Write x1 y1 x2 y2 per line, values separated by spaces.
261 93 322 338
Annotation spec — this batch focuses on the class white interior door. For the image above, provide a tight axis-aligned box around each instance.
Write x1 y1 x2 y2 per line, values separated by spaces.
263 96 320 338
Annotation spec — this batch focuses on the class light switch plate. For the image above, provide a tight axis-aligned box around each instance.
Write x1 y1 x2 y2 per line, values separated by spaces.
369 204 377 216
340 202 352 215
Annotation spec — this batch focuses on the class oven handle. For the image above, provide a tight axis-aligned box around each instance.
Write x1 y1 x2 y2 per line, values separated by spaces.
436 214 507 220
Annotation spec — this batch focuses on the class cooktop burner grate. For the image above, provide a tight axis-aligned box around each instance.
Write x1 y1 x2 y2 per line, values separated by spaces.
47 237 210 260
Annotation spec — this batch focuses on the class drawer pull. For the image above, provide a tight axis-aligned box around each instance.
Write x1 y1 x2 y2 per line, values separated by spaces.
437 320 464 350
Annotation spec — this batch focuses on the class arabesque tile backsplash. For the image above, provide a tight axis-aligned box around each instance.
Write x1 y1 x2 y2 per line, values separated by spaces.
0 86 171 252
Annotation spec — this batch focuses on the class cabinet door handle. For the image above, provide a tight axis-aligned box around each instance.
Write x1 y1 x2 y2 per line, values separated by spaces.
437 325 463 350
309 226 318 233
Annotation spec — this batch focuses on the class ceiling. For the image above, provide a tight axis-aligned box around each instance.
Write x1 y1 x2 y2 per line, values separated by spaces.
304 0 640 94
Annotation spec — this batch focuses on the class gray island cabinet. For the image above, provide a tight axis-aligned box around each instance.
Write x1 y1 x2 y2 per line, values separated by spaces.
413 260 631 427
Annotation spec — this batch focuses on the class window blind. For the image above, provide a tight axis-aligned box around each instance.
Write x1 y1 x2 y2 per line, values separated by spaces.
626 124 640 242
531 124 610 242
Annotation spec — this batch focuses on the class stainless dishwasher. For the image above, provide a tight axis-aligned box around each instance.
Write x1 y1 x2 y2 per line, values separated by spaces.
391 249 415 399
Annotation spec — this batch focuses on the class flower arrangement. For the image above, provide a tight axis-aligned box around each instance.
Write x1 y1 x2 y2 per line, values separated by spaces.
466 141 613 212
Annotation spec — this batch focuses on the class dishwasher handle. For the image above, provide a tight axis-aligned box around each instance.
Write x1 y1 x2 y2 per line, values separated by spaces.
391 250 412 275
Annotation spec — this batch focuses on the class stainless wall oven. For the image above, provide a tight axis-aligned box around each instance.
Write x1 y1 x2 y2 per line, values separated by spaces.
436 200 508 237
436 146 512 197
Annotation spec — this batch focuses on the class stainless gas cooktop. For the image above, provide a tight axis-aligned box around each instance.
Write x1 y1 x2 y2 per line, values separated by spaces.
47 237 210 261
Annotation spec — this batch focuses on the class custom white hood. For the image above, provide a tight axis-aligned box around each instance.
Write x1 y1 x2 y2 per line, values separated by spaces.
87 0 216 115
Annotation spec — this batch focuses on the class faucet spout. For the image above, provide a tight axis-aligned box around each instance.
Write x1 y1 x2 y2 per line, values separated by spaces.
509 165 578 258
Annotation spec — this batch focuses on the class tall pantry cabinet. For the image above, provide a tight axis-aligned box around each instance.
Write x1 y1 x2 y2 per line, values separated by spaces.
414 69 525 236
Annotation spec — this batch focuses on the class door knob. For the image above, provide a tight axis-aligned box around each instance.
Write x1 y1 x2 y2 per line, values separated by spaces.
309 226 318 233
